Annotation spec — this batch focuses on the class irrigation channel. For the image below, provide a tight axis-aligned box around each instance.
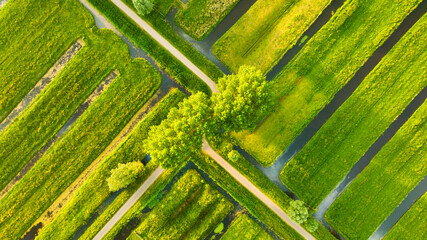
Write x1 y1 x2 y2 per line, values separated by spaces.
97 161 281 240
19 1 189 239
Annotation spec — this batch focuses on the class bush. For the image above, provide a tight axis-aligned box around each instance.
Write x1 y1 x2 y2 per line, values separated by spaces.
227 150 240 162
132 0 154 16
107 161 145 192
288 200 309 224
305 218 319 232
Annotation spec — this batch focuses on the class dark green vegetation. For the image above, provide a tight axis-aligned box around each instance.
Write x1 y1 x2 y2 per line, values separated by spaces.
0 0 91 122
0 33 161 240
234 0 422 166
135 169 233 239
175 0 239 40
144 92 213 168
220 214 273 240
384 193 427 240
36 90 186 240
213 0 331 73
325 101 427 239
281 13 427 208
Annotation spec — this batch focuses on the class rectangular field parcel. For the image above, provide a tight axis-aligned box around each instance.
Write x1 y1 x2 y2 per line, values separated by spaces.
280 13 427 208
325 100 427 239
213 0 332 73
175 0 240 40
36 90 186 240
384 193 427 240
135 169 233 239
234 0 423 166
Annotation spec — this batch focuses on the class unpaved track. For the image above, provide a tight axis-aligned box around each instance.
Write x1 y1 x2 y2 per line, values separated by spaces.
93 167 164 240
110 0 218 93
202 138 315 240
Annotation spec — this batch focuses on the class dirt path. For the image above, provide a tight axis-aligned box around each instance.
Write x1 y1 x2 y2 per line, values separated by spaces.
202 138 315 240
92 167 164 240
110 0 218 93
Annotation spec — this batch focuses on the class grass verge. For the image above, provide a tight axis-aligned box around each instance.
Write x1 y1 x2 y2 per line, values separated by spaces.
36 89 186 240
324 101 427 239
280 12 427 208
213 0 332 73
234 0 422 166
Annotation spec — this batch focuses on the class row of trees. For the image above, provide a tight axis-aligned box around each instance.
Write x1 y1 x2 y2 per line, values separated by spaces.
144 65 276 168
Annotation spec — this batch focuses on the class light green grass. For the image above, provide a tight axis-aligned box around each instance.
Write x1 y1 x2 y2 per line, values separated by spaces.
384 193 427 240
175 0 240 40
234 0 422 166
221 214 273 240
325 101 427 239
0 0 92 122
213 0 331 73
135 169 233 240
280 12 427 208
0 32 161 240
36 89 186 240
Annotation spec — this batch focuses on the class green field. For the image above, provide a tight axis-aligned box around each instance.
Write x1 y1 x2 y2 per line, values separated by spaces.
324 101 427 239
221 214 273 240
234 0 422 166
213 0 331 73
36 89 186 240
280 12 427 208
384 193 427 240
135 169 233 239
175 0 240 40
0 0 91 122
0 34 160 240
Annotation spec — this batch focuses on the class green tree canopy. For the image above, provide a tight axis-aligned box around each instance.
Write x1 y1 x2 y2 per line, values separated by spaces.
304 217 319 232
228 150 240 162
212 65 276 132
144 92 213 168
107 161 144 192
288 200 309 224
132 0 154 16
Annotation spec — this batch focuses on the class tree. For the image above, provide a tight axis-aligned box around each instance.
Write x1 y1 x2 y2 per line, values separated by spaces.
107 161 144 192
228 150 240 162
288 200 309 224
132 0 154 16
212 65 276 132
144 92 213 168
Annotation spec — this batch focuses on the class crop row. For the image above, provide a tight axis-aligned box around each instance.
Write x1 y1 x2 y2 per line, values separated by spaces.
281 12 427 208
36 89 186 240
234 0 423 166
0 37 160 239
325 100 427 239
213 0 332 73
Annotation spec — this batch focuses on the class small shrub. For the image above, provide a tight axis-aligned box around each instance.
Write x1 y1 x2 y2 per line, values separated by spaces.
107 161 144 192
228 150 240 162
288 200 309 224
